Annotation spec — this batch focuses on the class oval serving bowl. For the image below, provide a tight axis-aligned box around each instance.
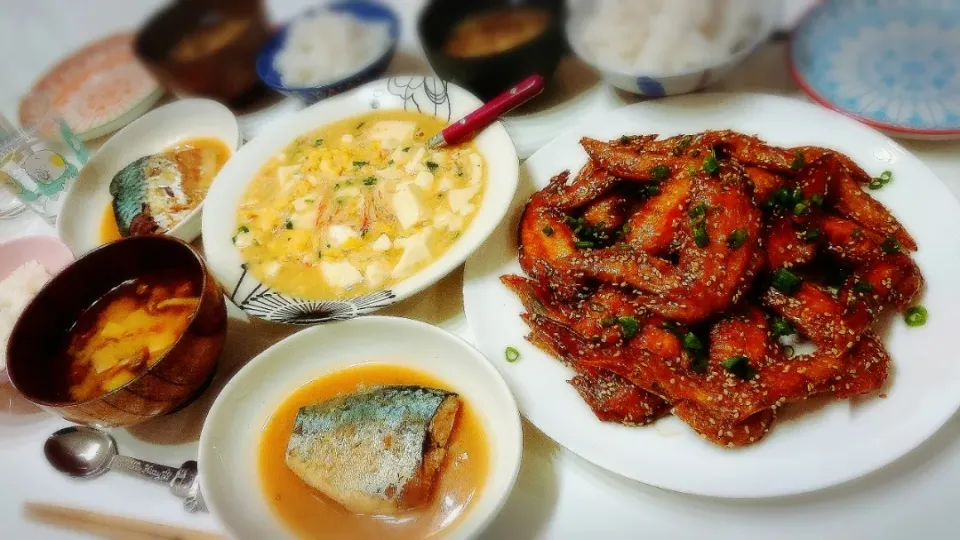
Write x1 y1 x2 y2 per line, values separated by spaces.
201 76 519 325
199 316 523 540
56 98 240 256
6 236 227 428
256 0 400 105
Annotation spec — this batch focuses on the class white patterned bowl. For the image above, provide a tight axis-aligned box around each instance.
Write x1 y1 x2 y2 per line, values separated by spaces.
200 77 519 324
790 0 960 139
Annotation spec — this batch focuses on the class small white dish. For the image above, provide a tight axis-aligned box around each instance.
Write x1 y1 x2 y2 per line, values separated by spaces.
199 315 523 540
463 92 960 498
56 99 240 256
565 0 780 97
201 76 519 325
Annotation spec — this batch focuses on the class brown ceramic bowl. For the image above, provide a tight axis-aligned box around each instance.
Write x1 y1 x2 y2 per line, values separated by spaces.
6 236 227 428
134 0 271 107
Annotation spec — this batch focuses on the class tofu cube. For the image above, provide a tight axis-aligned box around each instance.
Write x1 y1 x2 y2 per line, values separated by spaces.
328 225 360 247
320 260 363 289
448 185 480 214
414 171 434 191
392 185 427 229
372 234 392 251
392 229 432 278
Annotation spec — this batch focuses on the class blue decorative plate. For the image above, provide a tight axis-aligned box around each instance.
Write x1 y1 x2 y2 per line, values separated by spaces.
790 0 960 139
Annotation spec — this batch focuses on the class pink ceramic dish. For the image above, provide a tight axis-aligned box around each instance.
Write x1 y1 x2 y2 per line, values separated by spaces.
0 236 74 279
0 235 74 383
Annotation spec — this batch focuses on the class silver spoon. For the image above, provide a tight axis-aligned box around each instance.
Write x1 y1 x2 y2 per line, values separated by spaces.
44 426 206 513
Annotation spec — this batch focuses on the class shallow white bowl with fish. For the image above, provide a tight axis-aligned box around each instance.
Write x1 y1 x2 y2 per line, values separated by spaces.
199 316 523 540
201 76 519 325
56 99 240 255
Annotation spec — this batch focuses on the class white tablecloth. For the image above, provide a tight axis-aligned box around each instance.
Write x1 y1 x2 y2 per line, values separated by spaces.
2 1 960 539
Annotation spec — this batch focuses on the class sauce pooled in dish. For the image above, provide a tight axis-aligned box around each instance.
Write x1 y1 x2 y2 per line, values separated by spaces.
259 363 489 540
64 271 198 401
235 110 485 300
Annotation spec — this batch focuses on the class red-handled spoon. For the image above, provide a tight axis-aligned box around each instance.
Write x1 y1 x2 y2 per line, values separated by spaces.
428 74 545 148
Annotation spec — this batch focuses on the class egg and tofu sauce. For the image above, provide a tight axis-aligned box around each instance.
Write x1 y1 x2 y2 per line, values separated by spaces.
234 111 485 300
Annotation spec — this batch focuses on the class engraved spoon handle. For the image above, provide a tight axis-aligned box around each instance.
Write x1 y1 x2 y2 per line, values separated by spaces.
109 455 180 484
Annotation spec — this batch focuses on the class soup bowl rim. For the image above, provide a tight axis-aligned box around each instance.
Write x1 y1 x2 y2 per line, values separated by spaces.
6 235 213 408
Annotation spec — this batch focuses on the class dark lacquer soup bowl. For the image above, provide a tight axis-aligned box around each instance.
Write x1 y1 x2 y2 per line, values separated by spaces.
6 236 227 428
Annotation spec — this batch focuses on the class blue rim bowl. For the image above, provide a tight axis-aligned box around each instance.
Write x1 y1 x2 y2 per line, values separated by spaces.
256 0 400 105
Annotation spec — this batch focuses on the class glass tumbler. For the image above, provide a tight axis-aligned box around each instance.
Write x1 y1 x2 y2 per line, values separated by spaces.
0 100 89 225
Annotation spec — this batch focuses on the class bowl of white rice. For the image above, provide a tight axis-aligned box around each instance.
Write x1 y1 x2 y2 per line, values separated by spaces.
256 0 399 104
0 236 74 383
566 0 780 97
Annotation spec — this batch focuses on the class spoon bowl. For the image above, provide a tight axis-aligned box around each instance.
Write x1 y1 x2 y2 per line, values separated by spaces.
44 426 117 479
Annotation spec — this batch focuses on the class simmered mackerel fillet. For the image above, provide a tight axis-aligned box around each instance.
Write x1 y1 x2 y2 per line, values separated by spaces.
503 130 923 446
286 386 459 515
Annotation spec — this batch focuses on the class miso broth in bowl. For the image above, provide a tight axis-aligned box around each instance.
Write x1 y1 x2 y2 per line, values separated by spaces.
202 77 519 324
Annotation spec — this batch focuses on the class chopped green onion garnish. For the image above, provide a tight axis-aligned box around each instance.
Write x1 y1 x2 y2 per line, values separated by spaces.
353 160 368 168
702 153 719 174
356 122 365 129
868 179 885 190
721 355 755 380
574 240 594 249
683 332 703 352
645 182 662 196
693 225 709 248
879 170 893 182
783 345 795 357
284 220 293 230
505 346 521 362
790 150 804 171
853 280 874 294
542 225 554 237
811 194 825 206
904 305 927 327
803 228 821 243
313 138 323 146
619 135 630 143
771 317 795 337
772 268 802 294
237 225 249 234
388 159 394 165
727 228 748 248
793 201 810 216
600 316 618 327
402 146 410 152
689 203 707 220
363 177 378 186
617 316 640 340
426 161 439 172
882 236 902 254
650 164 671 180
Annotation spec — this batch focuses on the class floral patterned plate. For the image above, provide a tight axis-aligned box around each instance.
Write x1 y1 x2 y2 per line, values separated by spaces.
19 33 162 142
790 0 960 139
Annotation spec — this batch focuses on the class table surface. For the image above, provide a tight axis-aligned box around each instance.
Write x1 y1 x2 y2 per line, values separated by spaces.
3 1 960 539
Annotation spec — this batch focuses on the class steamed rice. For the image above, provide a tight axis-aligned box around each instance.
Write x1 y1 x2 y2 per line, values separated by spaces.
274 11 391 88
576 0 761 74
0 260 51 373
